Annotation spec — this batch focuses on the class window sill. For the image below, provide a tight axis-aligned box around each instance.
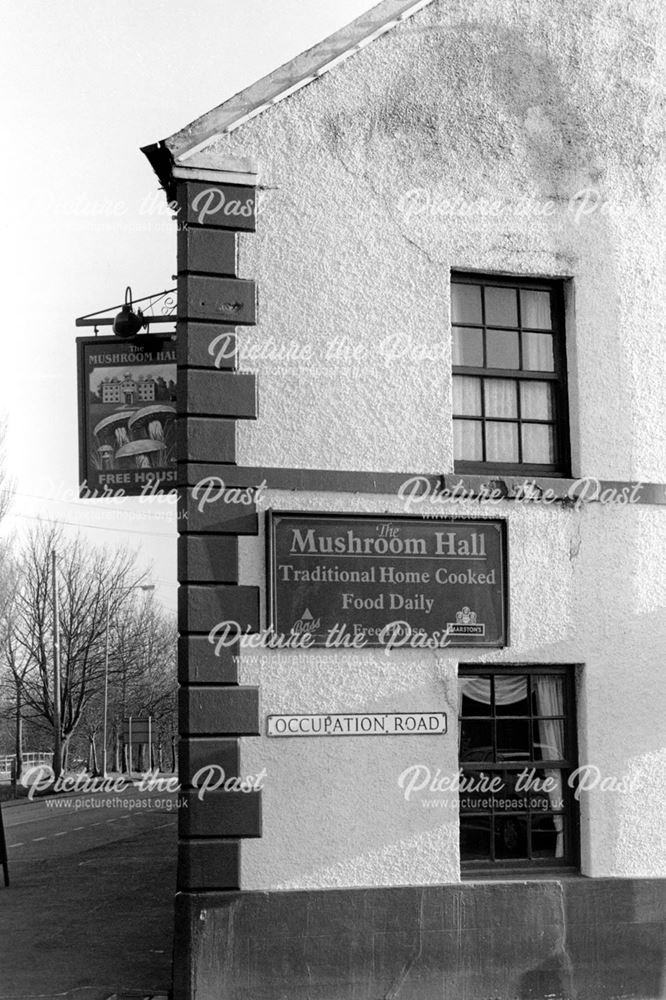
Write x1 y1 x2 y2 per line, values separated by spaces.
453 464 569 480
462 866 581 881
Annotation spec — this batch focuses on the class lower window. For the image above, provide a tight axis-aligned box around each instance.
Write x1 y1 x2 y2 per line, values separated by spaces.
458 665 579 873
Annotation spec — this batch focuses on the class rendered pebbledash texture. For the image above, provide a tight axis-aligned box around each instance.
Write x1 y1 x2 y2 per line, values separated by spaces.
204 0 666 481
152 0 666 890
239 490 666 887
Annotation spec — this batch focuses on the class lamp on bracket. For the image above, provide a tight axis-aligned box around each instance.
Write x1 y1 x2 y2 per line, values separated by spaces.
112 286 146 338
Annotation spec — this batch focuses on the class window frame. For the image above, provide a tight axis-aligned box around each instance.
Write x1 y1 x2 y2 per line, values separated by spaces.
451 271 571 477
458 663 580 877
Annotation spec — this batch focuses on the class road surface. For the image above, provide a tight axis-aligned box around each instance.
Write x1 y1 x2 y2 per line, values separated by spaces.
0 786 177 1000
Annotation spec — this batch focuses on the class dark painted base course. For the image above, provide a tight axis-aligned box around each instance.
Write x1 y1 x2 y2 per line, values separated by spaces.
173 878 666 1000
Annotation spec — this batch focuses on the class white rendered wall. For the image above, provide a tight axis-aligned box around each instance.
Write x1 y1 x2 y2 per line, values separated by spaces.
198 0 666 886
206 0 666 480
238 492 666 887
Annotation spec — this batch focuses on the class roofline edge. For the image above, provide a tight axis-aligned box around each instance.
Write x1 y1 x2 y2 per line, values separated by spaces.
141 141 177 201
153 0 435 164
141 142 259 199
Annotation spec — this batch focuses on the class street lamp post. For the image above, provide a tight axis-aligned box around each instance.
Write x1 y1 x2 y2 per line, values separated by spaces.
102 584 155 778
52 550 62 777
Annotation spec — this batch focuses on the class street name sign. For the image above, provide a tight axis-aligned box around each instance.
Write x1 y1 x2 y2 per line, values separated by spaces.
267 712 447 737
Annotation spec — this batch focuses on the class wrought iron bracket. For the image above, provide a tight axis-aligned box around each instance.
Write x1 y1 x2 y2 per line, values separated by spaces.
76 287 177 331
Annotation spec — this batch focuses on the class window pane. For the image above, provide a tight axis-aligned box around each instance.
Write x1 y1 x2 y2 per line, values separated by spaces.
494 816 528 858
495 675 528 714
460 815 491 860
533 721 565 761
494 771 529 811
454 420 483 461
453 376 481 415
523 332 554 371
520 289 551 329
496 720 530 759
532 676 565 715
527 771 563 812
522 423 555 464
485 286 518 327
520 381 553 419
460 677 492 714
460 719 493 761
451 283 482 324
486 329 520 369
486 421 519 462
484 379 517 418
532 815 564 859
452 326 483 366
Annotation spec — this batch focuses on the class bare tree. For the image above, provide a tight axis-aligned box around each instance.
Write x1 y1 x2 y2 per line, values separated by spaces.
4 522 151 771
80 700 103 774
108 596 177 773
0 420 17 764
0 554 23 776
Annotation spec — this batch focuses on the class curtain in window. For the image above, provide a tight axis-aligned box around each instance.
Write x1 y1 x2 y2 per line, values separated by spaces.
485 379 516 418
458 675 526 709
534 676 565 858
453 377 482 460
523 332 554 371
453 377 523 463
520 289 551 329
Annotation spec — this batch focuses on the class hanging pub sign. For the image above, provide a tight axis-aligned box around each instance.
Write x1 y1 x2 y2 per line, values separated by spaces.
267 512 508 649
76 335 177 498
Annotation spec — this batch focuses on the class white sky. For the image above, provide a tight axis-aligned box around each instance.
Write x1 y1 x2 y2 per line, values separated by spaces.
0 0 374 613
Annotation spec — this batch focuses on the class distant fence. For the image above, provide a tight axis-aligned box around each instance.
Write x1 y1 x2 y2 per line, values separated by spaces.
0 752 54 778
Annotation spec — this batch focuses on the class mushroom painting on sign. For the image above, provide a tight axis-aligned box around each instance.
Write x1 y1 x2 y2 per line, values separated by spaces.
77 336 177 497
115 438 168 469
128 404 177 466
92 412 136 467
90 395 175 472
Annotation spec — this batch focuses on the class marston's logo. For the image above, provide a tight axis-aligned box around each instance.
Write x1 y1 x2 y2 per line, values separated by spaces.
447 607 485 636
291 608 321 635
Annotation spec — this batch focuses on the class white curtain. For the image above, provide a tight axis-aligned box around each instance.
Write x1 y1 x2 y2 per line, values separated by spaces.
453 376 480 415
523 332 554 371
458 675 526 710
520 381 551 419
520 289 551 329
534 676 565 858
484 379 516 417
486 422 518 462
453 376 522 463
453 376 482 461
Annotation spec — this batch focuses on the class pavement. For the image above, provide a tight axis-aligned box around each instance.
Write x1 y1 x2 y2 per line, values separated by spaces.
0 784 177 1000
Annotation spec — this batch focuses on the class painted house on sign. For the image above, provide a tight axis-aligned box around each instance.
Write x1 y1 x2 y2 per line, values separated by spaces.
100 373 157 405
141 1 666 997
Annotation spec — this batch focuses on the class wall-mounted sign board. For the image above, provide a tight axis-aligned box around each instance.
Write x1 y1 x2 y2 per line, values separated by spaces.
77 336 177 498
267 712 447 737
267 512 508 648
